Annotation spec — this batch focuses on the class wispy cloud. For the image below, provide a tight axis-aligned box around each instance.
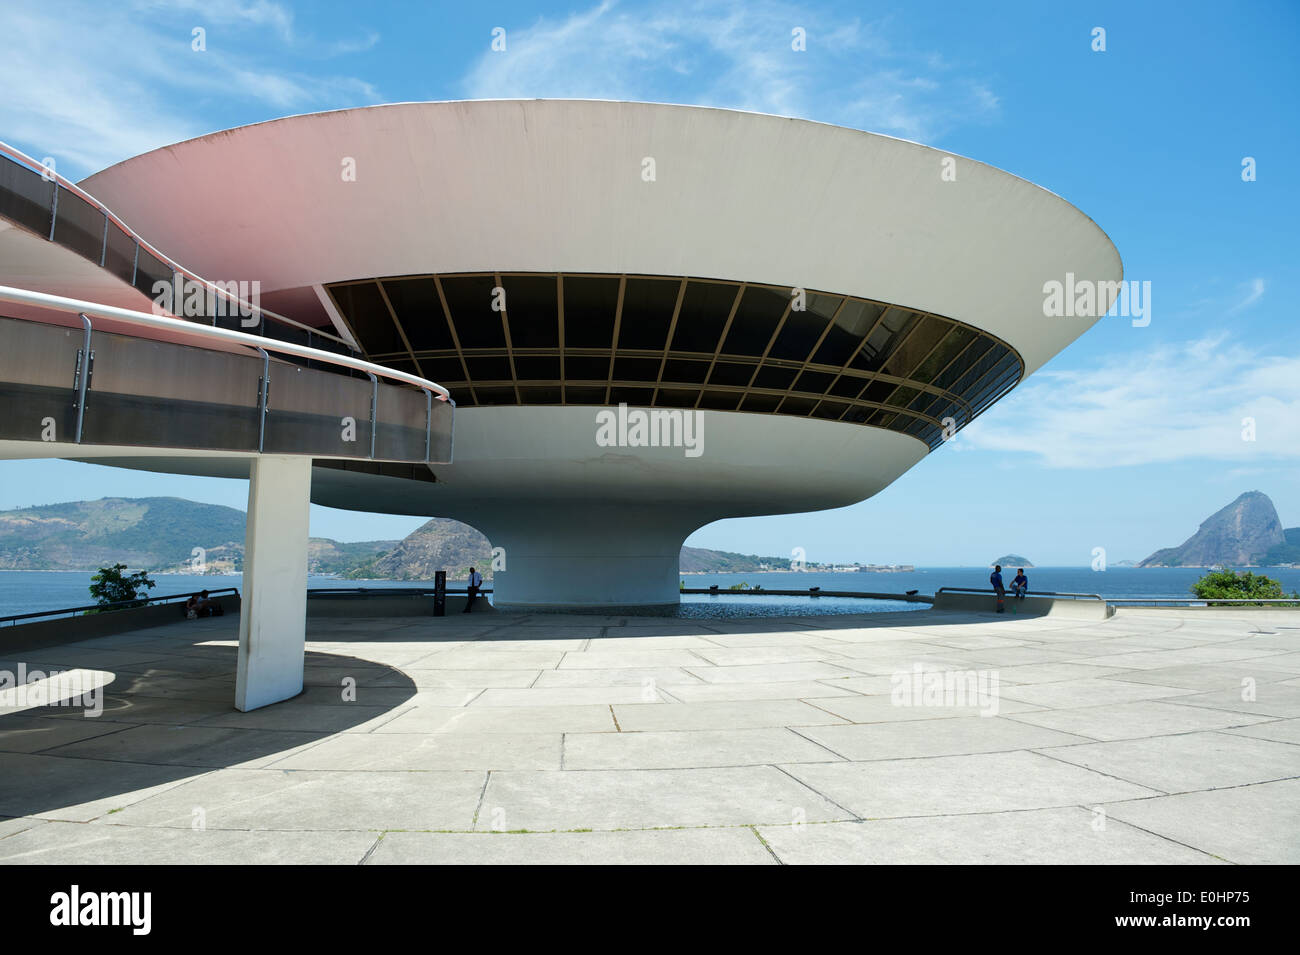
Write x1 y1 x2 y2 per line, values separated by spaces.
1229 277 1265 313
462 0 999 142
0 2 380 176
959 332 1300 468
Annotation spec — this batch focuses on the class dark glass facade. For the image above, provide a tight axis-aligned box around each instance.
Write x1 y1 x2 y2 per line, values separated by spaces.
327 273 1024 450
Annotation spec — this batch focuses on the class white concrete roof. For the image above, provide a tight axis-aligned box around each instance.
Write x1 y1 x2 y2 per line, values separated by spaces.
81 100 1122 376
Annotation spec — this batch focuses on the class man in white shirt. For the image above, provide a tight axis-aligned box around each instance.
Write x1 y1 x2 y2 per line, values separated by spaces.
463 567 483 613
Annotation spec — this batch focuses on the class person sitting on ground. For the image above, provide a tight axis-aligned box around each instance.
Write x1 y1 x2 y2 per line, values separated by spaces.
1011 568 1029 600
186 590 220 618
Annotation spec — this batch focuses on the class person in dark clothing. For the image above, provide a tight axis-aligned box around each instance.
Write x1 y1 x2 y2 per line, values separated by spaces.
463 567 483 613
990 565 1005 613
1011 569 1029 600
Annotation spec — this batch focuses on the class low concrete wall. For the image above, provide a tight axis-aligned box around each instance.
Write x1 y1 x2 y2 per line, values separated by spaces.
2 591 497 651
931 591 1113 620
2 593 242 651
306 594 495 617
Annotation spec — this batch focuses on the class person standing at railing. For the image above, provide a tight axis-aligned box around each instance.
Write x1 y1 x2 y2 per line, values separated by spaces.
463 567 483 613
990 565 1006 614
1011 569 1029 600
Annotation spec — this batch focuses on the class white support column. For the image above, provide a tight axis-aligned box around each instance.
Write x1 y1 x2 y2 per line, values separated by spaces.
236 455 313 711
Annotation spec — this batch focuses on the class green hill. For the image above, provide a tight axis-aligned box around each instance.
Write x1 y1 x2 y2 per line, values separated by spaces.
0 497 245 571
0 497 396 575
1260 527 1300 566
0 497 880 578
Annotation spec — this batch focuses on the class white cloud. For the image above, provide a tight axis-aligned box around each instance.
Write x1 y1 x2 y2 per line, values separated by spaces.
0 3 379 176
960 333 1300 468
1229 277 1265 313
461 0 999 142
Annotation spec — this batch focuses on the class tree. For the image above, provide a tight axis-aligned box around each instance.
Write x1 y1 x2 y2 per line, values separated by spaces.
88 563 156 612
1191 568 1297 606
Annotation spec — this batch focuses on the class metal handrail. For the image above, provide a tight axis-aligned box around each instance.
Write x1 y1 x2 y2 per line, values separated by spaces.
0 141 347 347
0 285 451 401
1107 597 1300 605
0 587 239 627
934 586 1104 600
306 587 494 596
683 588 931 602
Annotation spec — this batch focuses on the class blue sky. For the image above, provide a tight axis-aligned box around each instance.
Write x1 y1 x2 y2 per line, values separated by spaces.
1 0 1297 564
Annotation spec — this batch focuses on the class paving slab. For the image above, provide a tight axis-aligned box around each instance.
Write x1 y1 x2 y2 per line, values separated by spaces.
612 699 848 732
797 716 1088 761
0 751 204 822
564 727 838 769
0 821 377 864
373 704 617 735
38 723 324 769
758 808 1221 864
268 731 562 771
658 680 861 703
476 766 852 830
1105 779 1300 864
0 714 136 754
998 678 1196 709
1220 718 1300 745
782 750 1158 818
1162 683 1300 719
366 827 775 864
682 661 859 684
804 693 1041 724
1007 700 1274 741
1037 731 1300 793
97 768 486 831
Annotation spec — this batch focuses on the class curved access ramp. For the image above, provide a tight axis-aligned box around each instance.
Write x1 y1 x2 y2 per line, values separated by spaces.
0 142 454 711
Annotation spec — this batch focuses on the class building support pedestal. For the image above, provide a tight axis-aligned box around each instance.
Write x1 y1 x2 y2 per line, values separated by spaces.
468 502 703 610
236 455 312 711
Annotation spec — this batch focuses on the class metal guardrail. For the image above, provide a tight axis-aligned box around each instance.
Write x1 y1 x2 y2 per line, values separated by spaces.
0 286 450 400
0 587 240 627
306 587 493 597
0 142 349 351
682 587 931 602
934 587 1103 600
0 288 454 462
1107 597 1300 606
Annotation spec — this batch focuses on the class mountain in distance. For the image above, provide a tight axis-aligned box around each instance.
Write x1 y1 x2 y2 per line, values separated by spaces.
1140 491 1294 567
991 554 1034 568
353 521 802 579
0 498 245 572
1260 528 1300 566
0 497 393 575
680 547 791 574
349 518 493 580
0 498 850 578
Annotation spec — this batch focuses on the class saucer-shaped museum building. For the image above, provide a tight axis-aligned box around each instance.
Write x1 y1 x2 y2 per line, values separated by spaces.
65 100 1121 608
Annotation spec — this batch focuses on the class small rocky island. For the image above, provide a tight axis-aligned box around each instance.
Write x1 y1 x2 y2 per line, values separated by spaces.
991 554 1034 567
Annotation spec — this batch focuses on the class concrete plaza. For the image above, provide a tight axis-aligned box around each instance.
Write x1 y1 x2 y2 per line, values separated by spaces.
1 605 1297 864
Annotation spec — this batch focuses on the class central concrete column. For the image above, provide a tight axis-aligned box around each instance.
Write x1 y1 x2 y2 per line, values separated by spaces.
465 502 703 610
236 455 313 711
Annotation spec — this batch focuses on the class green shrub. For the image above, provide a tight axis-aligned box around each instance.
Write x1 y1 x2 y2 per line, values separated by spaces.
1191 569 1298 606
87 563 156 612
